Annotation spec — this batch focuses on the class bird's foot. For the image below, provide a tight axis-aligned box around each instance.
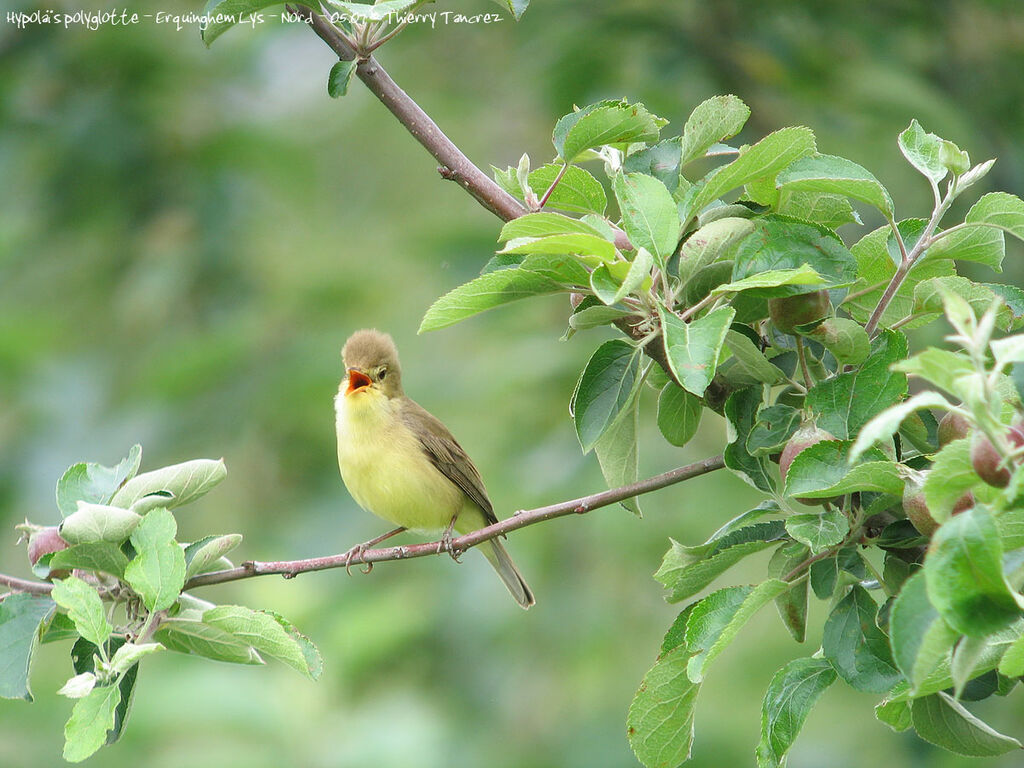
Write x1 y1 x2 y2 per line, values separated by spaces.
341 526 407 575
341 542 372 575
436 516 463 563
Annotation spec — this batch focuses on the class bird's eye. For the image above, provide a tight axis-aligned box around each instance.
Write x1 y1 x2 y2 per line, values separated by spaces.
378 367 388 381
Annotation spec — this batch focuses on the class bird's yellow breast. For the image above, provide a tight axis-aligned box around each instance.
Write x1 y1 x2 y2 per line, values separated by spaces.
335 387 465 533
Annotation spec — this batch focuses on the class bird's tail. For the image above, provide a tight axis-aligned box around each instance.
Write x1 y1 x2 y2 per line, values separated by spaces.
479 538 535 609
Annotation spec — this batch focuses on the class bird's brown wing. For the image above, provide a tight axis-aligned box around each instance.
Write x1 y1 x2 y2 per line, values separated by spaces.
398 397 499 525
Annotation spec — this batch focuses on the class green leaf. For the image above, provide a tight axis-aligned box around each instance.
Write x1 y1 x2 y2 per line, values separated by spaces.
627 647 700 768
184 534 243 580
809 556 839 600
56 445 141 517
787 454 904 500
573 340 639 453
498 212 606 241
723 387 776 492
875 698 913 732
69 636 138 745
910 692 1022 756
657 383 702 447
747 404 800 456
110 459 227 510
767 543 809 642
327 60 357 98
951 191 1024 245
898 120 950 185
685 580 788 682
894 348 974 397
806 330 908 440
203 606 320 678
777 153 894 217
655 527 786 603
677 217 754 287
731 215 857 297
778 190 861 230
889 572 960 689
660 306 735 397
785 509 849 553
594 394 641 515
822 585 901 693
531 164 608 215
264 610 324 681
590 248 653 305
724 331 785 385
554 100 666 162
623 138 683 192
418 268 564 332
50 543 130 579
849 391 952 461
613 172 679 263
63 683 121 762
108 642 162 677
155 617 263 665
519 253 591 287
51 577 111 648
568 304 631 331
713 265 825 297
914 276 1015 329
679 95 750 166
803 318 870 367
922 439 978 523
123 508 186 613
997 632 1024 677
684 127 816 224
59 503 142 545
499 232 616 262
925 506 1022 637
756 658 837 768
0 593 54 700
927 221 1005 273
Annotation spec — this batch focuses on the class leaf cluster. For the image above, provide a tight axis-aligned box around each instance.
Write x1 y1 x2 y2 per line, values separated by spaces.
418 96 1024 764
3 446 321 763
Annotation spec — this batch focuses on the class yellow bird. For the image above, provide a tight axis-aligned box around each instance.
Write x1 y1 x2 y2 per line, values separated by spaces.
334 329 535 609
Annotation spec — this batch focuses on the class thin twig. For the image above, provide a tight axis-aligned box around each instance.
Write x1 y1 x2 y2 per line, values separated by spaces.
183 455 726 589
795 336 813 389
0 572 54 596
289 5 527 223
538 162 569 209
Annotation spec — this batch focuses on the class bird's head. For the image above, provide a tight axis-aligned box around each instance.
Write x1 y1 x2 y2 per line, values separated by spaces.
341 329 403 401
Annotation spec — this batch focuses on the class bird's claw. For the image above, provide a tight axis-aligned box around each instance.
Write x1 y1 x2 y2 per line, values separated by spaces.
342 543 371 575
436 526 463 563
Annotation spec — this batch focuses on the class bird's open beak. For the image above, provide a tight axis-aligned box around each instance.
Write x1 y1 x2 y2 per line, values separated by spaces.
346 368 373 396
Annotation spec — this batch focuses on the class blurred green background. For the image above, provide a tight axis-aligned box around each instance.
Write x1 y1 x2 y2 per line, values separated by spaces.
2 1 1024 765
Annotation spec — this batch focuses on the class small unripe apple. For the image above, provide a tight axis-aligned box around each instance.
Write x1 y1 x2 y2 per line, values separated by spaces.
768 290 830 334
27 526 70 579
952 491 975 516
971 433 1011 488
27 526 69 566
937 412 971 447
781 421 836 505
1008 420 1024 451
902 485 938 537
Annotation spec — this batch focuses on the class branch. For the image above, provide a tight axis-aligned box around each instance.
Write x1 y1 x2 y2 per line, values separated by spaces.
290 6 527 223
183 455 725 589
0 572 54 596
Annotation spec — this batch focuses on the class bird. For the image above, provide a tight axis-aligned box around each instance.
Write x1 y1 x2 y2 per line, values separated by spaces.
334 328 535 609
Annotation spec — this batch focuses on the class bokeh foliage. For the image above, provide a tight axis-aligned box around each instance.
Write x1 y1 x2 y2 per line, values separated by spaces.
2 1 1024 766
